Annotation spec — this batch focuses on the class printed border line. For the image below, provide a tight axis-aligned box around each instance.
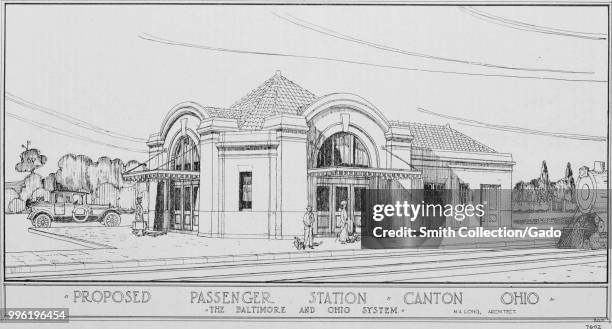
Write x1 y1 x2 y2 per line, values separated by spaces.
1 0 7 322
0 1 611 5
2 284 607 321
1 0 610 322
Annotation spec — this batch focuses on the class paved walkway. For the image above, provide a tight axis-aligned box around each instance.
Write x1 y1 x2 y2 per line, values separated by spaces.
6 225 361 276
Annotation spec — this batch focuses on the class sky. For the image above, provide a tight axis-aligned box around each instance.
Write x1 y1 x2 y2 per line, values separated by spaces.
4 4 609 183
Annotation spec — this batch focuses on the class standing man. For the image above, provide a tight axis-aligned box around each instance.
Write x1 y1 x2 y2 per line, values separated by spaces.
303 205 315 249
135 196 144 221
132 195 146 236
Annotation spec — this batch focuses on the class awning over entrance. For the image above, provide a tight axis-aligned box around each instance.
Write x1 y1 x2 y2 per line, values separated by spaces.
123 169 200 182
307 167 421 179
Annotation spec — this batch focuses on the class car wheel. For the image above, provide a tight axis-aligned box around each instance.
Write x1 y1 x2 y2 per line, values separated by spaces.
34 214 52 228
103 212 121 227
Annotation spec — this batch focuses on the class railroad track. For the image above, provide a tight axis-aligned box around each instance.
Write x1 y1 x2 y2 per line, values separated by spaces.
19 248 605 282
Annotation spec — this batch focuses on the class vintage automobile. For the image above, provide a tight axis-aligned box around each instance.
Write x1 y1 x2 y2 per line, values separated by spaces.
27 190 122 228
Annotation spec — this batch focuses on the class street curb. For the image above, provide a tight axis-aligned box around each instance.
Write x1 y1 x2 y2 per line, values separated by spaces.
27 228 117 249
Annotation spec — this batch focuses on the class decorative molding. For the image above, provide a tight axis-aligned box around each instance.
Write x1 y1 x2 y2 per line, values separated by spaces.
307 167 421 179
123 170 200 182
217 144 279 152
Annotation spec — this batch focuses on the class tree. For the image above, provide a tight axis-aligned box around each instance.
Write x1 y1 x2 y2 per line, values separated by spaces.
43 173 56 191
540 160 550 189
4 189 19 212
55 154 93 192
15 140 47 174
565 162 576 189
88 157 125 192
19 172 43 201
565 162 574 179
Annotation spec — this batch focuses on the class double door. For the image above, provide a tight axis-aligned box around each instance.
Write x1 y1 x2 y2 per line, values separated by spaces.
315 184 366 236
170 181 199 232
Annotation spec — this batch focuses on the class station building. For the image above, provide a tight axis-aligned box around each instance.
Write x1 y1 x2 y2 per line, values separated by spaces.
124 71 514 238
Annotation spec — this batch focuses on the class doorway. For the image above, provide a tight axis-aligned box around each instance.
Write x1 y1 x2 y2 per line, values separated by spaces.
315 183 367 236
169 180 199 232
480 184 501 227
154 181 165 231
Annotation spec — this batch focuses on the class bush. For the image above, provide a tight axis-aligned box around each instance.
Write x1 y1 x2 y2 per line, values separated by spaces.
8 199 26 213
4 189 19 212
31 188 51 202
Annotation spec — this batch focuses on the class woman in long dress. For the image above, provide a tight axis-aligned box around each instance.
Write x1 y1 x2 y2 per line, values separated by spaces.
338 201 349 243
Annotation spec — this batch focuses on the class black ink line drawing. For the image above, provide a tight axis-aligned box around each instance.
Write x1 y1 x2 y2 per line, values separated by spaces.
3 6 607 290
6 112 149 153
273 12 594 74
139 33 606 83
416 107 607 141
459 7 608 40
6 92 147 143
5 71 607 283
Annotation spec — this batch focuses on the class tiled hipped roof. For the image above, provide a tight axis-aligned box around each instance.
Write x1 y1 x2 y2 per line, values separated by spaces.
202 106 241 120
199 71 495 154
229 71 317 129
390 121 497 153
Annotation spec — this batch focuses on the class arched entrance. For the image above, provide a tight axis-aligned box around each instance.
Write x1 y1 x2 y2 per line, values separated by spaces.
167 135 200 232
311 132 371 236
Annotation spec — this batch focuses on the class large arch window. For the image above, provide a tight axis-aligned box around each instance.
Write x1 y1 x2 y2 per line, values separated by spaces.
172 136 200 171
316 132 370 168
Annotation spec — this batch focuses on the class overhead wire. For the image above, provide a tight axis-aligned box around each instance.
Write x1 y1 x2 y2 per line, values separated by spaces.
6 112 149 153
416 107 606 141
460 7 607 41
6 92 148 143
139 33 606 83
273 12 593 74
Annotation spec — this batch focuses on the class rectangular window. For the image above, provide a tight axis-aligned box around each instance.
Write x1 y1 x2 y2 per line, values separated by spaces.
192 186 199 211
239 172 252 211
174 187 181 211
335 186 348 211
183 186 191 211
192 185 199 227
424 182 445 205
354 187 365 212
316 186 330 211
459 183 470 204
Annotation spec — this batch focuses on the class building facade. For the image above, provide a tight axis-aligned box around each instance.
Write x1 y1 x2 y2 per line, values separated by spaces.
124 71 514 238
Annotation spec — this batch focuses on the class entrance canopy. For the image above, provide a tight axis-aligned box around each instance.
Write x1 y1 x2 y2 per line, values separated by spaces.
123 169 199 182
307 167 420 180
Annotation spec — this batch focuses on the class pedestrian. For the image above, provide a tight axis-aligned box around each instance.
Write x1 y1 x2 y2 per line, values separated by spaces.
132 195 146 236
303 205 315 249
337 200 349 243
135 196 144 221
